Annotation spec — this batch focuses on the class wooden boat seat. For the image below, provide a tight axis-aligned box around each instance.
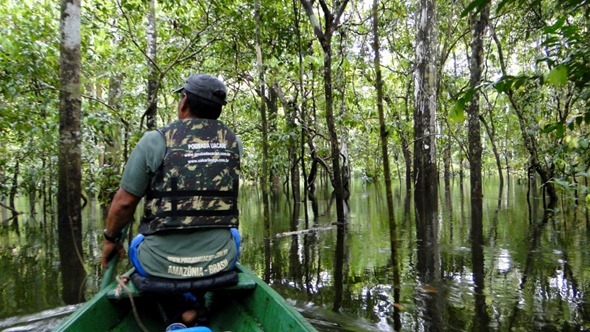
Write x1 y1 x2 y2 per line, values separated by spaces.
106 269 257 300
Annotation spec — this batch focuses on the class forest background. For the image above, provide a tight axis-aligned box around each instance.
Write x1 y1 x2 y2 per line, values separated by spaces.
0 0 589 290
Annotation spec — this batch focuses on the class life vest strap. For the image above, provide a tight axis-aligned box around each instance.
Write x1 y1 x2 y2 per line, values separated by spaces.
156 208 239 218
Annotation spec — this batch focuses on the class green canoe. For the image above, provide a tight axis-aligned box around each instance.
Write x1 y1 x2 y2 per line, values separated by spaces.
54 263 316 332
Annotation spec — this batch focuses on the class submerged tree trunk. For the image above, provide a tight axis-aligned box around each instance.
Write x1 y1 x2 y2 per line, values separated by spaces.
372 0 395 267
293 0 309 228
413 0 441 327
145 0 158 130
467 3 491 329
58 0 85 304
255 0 272 283
372 0 400 328
300 2 350 313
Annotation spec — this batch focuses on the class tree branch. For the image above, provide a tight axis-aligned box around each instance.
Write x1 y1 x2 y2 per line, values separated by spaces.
0 201 21 215
299 0 326 42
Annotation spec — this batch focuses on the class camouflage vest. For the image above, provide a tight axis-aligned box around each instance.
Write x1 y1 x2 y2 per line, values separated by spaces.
139 118 240 235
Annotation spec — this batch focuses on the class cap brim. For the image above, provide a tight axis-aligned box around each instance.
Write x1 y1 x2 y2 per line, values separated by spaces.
173 86 184 93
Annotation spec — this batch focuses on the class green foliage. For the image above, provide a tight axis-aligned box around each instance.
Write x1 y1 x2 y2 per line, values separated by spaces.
0 0 588 211
546 65 568 87
460 0 491 17
449 89 475 123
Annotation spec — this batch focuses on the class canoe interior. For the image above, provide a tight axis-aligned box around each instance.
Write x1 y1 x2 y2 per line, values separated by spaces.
55 264 316 332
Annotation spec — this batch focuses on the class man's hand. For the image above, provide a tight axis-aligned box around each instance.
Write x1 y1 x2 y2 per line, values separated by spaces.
101 240 126 268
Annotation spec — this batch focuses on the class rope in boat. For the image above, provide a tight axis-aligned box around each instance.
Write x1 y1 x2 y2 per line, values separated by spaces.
116 275 150 332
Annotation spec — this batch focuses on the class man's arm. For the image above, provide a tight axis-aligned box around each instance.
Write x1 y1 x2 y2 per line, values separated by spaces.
100 188 142 268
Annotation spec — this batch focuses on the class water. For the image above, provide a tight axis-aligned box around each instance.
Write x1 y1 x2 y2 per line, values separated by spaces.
1 177 589 331
0 306 80 332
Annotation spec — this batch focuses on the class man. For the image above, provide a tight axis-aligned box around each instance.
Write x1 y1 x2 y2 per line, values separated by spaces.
101 73 241 327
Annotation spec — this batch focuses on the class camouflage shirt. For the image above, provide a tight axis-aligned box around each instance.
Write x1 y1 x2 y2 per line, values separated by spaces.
139 118 240 235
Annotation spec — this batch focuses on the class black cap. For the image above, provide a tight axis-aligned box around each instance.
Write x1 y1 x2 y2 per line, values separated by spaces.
173 73 227 106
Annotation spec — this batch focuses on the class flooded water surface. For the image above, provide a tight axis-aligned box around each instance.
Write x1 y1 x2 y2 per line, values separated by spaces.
0 177 589 331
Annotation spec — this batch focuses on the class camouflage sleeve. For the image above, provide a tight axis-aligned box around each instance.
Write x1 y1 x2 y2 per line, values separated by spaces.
120 131 166 197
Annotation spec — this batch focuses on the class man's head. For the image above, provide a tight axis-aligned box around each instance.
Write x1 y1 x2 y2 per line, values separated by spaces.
174 74 227 119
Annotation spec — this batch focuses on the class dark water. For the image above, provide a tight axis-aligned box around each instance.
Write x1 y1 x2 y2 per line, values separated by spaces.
1 177 589 331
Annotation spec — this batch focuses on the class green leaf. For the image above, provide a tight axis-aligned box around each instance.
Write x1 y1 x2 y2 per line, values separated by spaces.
494 80 507 93
497 0 513 13
547 65 568 87
542 122 559 134
542 122 565 137
460 0 488 17
511 77 526 90
543 18 565 34
449 101 465 122
555 122 564 138
463 89 475 104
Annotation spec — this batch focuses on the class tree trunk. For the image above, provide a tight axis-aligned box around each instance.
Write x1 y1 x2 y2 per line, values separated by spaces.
372 0 401 329
9 160 19 223
480 114 504 189
255 0 272 283
413 0 438 195
100 73 123 213
413 0 439 221
443 138 451 192
300 0 350 228
372 0 396 271
267 88 281 193
100 24 124 212
272 82 301 205
299 2 351 312
413 1 441 327
467 4 488 214
145 0 158 130
490 25 558 207
383 79 413 192
467 3 491 329
58 0 85 304
293 0 308 227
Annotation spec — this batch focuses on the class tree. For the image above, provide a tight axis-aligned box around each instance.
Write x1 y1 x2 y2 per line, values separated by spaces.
145 0 158 130
466 2 491 329
372 0 400 328
57 0 85 304
413 0 439 196
413 0 442 328
299 0 350 226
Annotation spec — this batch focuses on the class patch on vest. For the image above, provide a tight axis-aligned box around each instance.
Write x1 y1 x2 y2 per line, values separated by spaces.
184 143 231 164
166 259 229 277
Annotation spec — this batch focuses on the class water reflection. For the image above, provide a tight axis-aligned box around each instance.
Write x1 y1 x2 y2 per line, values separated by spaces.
470 190 490 331
414 188 443 332
1 178 590 331
0 224 61 320
57 222 86 304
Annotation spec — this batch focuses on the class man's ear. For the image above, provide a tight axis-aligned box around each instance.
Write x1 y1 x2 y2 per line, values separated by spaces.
178 95 191 118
